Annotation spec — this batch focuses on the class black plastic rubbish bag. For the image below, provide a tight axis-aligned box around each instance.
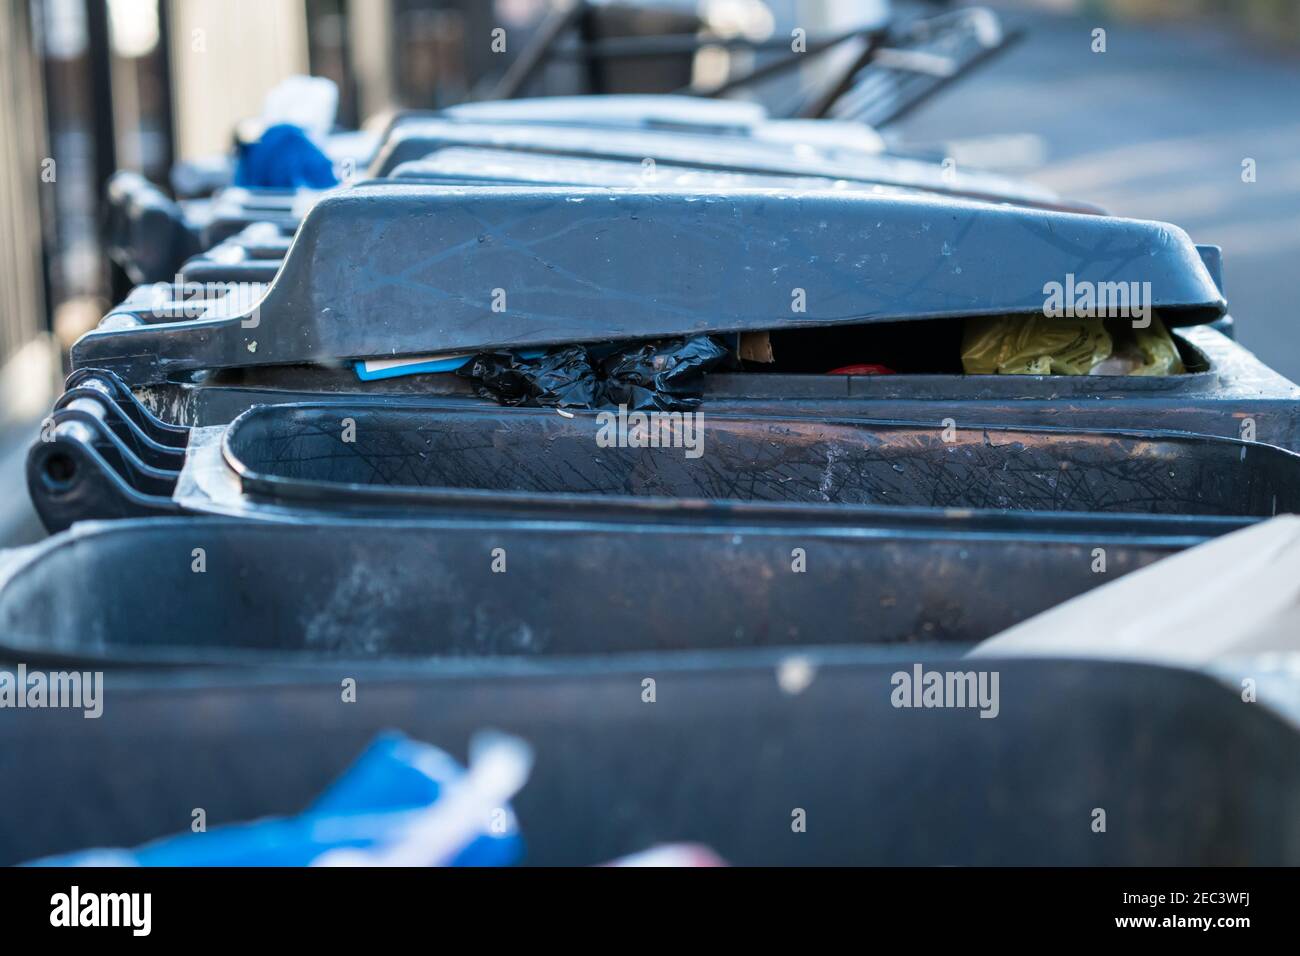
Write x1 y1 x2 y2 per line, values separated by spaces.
461 336 729 411
599 336 730 411
458 346 599 407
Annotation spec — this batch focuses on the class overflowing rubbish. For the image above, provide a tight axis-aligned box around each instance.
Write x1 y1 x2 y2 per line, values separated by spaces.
233 75 341 190
460 347 600 408
356 349 545 381
961 314 1185 376
234 123 339 190
961 315 1112 375
29 732 529 867
1090 317 1185 376
31 369 1300 536
461 335 729 410
598 335 731 410
71 176 1227 386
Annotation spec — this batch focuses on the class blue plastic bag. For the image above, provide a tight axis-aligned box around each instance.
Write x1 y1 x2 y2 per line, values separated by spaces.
29 732 527 867
234 123 339 190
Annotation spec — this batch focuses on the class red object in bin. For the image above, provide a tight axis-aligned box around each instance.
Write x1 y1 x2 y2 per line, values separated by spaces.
826 364 896 375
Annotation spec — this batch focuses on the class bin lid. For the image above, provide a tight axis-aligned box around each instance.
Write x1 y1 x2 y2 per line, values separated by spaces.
369 118 1067 207
71 185 1226 383
369 96 773 163
439 94 771 133
389 147 913 192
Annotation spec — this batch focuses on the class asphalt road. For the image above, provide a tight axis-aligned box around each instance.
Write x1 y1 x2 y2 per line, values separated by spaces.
892 3 1300 382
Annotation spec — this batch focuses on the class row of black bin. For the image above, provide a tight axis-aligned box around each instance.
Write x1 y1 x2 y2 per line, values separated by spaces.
10 90 1300 865
13 366 1300 863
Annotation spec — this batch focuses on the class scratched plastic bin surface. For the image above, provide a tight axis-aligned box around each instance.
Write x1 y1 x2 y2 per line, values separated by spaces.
225 404 1300 517
1 658 1297 865
0 517 1186 663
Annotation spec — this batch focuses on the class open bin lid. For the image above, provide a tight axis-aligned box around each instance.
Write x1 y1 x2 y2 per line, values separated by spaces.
71 185 1226 384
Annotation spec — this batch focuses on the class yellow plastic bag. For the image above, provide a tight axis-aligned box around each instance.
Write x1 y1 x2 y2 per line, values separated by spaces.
961 314 1185 376
1093 316 1185 376
961 315 1112 376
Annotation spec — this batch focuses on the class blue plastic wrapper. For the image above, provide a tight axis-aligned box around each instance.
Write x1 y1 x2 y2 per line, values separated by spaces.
234 123 339 190
28 732 524 866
